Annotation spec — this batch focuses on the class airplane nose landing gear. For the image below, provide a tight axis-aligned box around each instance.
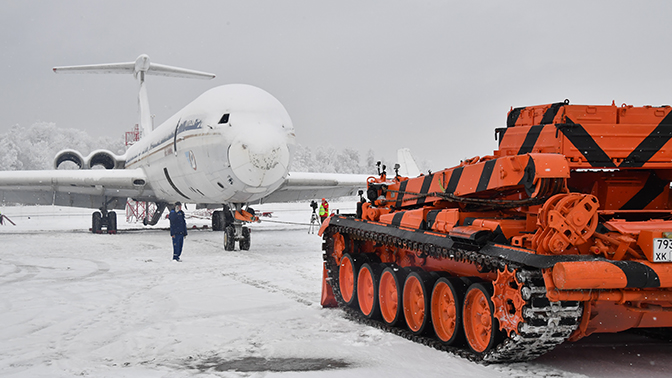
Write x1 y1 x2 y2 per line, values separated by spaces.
223 224 252 251
216 204 257 251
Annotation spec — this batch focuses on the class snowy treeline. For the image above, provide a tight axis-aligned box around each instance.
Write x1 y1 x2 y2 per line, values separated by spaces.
290 145 431 175
290 145 378 174
0 123 125 170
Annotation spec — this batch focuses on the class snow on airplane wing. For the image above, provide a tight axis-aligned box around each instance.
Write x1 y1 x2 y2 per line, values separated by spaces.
0 169 153 210
261 172 370 203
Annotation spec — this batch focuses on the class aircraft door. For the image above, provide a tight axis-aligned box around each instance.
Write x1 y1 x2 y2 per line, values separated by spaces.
173 119 180 155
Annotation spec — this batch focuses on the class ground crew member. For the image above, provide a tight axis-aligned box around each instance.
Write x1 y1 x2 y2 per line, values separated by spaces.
169 202 188 261
318 198 329 223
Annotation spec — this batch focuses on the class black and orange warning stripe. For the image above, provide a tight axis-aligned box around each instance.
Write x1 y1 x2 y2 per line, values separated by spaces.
383 153 569 209
498 102 672 169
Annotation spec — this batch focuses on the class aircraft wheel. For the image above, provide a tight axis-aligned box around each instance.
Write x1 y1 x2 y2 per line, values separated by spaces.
223 225 236 251
92 212 102 234
431 276 468 346
107 211 117 234
239 227 251 250
378 265 407 326
463 282 501 354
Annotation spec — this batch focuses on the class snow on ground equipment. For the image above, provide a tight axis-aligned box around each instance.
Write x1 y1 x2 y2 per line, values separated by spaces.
319 100 672 362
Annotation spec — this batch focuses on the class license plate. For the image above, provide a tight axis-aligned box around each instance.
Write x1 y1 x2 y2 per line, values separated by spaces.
653 238 672 262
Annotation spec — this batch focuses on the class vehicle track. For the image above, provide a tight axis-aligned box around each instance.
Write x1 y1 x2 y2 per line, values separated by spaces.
323 224 582 363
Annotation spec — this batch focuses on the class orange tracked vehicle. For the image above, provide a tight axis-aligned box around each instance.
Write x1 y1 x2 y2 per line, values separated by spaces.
319 100 672 362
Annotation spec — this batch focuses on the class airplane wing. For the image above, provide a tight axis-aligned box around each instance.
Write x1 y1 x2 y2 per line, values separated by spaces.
261 172 371 203
0 169 154 210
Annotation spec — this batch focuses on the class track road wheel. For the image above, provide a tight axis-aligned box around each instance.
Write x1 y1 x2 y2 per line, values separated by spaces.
92 212 102 234
223 225 235 251
403 270 436 335
431 276 468 345
338 253 362 307
378 265 406 326
239 227 251 250
357 263 383 319
107 211 117 234
463 282 501 355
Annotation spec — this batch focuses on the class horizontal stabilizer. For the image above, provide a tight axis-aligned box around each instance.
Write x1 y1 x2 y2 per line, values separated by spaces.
53 62 135 75
52 54 214 138
53 54 215 79
143 62 216 79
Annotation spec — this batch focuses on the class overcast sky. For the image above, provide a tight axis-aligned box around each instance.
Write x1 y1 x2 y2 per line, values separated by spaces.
2 1 672 170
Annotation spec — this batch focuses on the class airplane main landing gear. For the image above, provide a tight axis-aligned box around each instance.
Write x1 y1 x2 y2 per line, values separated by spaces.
91 209 117 234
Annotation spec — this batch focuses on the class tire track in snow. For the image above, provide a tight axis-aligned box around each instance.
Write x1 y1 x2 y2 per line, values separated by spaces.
492 363 590 378
221 271 316 307
0 261 38 284
0 258 110 285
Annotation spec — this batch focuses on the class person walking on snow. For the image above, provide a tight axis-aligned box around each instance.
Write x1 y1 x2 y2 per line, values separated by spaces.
318 198 330 224
169 202 188 261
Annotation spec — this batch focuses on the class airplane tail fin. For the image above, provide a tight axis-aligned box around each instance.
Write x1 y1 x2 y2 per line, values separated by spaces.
396 148 421 177
53 54 215 138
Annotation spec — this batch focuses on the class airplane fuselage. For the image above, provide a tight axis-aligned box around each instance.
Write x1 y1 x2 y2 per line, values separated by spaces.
125 84 295 205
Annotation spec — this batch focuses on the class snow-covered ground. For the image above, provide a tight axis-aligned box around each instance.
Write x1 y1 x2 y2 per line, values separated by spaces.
1 201 671 378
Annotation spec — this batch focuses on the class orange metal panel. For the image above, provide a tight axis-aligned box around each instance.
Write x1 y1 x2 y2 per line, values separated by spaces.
320 265 338 307
563 105 618 124
495 125 562 156
448 225 490 240
607 219 672 234
638 230 664 262
399 209 426 229
617 105 672 124
428 209 459 233
581 301 672 336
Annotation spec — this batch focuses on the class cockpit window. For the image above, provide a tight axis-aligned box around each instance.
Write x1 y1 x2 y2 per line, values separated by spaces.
219 113 230 124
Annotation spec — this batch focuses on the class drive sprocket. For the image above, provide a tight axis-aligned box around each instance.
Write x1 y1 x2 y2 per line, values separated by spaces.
491 266 526 337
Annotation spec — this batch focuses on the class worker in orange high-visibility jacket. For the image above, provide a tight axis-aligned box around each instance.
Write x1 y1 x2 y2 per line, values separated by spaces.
318 198 329 223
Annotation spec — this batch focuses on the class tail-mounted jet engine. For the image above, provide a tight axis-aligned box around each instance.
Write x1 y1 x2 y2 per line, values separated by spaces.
54 149 126 169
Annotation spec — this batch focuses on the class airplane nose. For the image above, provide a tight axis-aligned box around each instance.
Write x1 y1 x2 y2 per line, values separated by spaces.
228 126 290 188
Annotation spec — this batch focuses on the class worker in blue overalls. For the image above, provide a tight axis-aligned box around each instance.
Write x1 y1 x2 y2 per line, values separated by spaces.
169 202 188 261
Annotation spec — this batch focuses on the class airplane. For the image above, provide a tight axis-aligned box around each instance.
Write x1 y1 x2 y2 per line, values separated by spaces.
0 55 370 250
